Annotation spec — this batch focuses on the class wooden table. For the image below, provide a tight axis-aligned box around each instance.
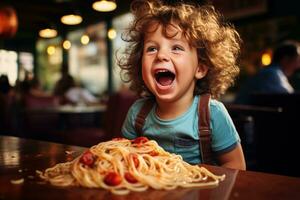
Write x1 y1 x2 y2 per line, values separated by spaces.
1 136 300 200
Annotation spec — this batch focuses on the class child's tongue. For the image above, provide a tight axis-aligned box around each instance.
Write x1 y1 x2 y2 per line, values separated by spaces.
157 76 173 86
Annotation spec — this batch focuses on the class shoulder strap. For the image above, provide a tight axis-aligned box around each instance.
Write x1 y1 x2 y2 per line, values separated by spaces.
134 95 214 164
135 99 155 136
198 93 214 164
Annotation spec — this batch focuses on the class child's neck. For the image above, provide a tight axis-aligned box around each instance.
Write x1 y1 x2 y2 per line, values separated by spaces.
155 95 194 120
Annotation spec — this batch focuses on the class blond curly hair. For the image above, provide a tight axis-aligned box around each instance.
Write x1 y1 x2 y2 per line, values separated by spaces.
118 0 241 99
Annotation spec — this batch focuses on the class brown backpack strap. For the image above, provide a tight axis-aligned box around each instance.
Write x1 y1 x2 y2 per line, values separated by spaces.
135 99 155 136
198 93 214 164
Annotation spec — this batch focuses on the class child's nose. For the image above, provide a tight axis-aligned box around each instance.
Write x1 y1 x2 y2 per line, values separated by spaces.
156 49 170 62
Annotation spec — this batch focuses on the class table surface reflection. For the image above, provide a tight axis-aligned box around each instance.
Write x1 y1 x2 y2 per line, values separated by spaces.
0 136 300 200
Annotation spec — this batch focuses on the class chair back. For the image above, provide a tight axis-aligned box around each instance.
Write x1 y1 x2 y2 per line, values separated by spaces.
24 94 57 108
104 91 138 139
22 94 59 140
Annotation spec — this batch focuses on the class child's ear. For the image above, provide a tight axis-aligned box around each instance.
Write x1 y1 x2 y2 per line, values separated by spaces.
195 64 208 79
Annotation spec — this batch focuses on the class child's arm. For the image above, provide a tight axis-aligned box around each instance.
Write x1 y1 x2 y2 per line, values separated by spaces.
217 143 246 170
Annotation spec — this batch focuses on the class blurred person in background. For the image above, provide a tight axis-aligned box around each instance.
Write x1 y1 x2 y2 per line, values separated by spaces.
28 78 50 97
0 74 13 96
0 74 16 133
53 73 73 98
16 71 34 98
289 68 300 90
235 41 300 104
0 74 15 106
53 74 98 105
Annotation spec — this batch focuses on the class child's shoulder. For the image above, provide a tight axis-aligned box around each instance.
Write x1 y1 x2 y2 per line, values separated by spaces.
196 95 226 114
197 95 224 109
210 98 226 111
209 98 224 108
194 95 224 113
208 98 229 117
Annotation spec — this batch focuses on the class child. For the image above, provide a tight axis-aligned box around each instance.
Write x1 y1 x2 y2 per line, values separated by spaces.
119 0 246 170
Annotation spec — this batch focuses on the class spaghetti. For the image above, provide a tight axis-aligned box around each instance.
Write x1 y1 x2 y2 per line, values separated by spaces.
37 137 225 195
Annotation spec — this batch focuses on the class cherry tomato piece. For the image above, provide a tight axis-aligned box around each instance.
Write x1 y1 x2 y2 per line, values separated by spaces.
104 172 122 186
124 172 138 183
132 137 149 144
130 153 139 168
149 151 159 156
79 150 95 167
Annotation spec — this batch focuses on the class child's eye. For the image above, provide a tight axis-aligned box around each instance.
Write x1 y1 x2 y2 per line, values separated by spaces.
173 45 184 51
146 46 157 52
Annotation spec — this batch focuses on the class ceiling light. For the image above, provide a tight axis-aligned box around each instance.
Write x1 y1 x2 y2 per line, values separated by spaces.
39 28 57 38
47 46 56 55
107 28 116 40
81 34 90 45
92 0 117 12
63 40 71 50
61 14 82 25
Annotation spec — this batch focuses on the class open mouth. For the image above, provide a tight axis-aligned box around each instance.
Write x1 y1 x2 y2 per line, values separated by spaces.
154 69 175 86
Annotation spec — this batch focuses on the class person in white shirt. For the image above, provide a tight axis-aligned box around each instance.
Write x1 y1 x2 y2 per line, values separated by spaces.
65 86 98 105
53 74 98 105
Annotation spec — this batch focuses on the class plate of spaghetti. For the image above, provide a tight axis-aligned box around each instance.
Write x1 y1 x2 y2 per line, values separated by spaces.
37 137 225 195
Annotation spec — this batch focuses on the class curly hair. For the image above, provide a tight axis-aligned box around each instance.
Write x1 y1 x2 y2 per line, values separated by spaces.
118 0 241 99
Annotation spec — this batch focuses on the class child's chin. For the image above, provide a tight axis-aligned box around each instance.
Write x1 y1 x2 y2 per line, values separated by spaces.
154 94 177 102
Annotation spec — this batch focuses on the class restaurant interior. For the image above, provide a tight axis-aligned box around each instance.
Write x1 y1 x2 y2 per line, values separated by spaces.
1 0 300 180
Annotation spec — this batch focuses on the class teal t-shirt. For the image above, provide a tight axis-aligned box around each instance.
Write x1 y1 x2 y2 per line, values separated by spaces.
121 95 240 164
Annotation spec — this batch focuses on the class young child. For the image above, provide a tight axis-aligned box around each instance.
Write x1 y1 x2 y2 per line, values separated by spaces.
119 0 246 170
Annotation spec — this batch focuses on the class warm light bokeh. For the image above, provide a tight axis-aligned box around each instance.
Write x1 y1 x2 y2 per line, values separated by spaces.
261 52 272 66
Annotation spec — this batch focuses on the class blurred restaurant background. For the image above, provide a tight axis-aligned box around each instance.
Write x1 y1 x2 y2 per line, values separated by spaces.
1 0 300 177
